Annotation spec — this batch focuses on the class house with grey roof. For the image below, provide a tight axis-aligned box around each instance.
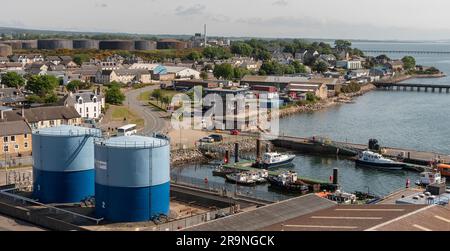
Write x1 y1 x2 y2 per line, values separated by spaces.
2 106 82 129
60 89 105 119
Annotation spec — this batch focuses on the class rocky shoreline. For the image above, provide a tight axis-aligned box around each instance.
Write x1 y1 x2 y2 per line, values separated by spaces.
279 83 376 118
170 137 264 167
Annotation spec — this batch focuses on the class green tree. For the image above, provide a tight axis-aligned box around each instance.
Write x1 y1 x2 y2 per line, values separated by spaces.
291 60 307 74
26 75 59 97
313 61 328 73
233 67 250 80
186 51 202 61
105 84 125 105
44 93 58 103
73 54 90 65
66 80 82 92
334 40 352 52
151 89 163 104
213 63 234 80
306 93 317 102
203 46 231 60
0 72 25 88
230 42 254 56
161 95 171 108
200 71 208 80
402 56 416 70
259 60 284 75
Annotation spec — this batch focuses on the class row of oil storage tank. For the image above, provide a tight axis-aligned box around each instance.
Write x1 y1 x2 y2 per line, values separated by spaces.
1 39 187 51
32 125 170 223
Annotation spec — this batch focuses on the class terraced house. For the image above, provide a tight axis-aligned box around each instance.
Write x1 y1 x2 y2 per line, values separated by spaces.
0 120 32 158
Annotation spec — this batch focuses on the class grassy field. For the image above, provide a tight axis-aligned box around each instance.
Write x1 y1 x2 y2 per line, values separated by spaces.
110 106 144 127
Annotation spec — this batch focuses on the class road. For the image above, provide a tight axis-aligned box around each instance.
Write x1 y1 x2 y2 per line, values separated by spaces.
124 85 171 135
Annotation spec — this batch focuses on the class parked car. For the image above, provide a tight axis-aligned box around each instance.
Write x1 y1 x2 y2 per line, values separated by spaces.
199 136 214 143
231 129 240 135
209 134 223 142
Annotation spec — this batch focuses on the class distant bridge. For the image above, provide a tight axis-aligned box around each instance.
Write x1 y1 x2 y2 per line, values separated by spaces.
362 50 450 55
374 82 450 93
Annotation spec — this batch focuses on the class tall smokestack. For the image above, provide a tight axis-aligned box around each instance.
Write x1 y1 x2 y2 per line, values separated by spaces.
204 24 207 48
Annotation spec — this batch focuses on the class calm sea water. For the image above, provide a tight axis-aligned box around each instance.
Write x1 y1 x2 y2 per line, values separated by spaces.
175 41 450 198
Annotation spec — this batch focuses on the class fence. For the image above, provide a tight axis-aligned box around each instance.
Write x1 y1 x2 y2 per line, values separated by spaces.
171 174 292 203
146 206 237 231
0 156 33 169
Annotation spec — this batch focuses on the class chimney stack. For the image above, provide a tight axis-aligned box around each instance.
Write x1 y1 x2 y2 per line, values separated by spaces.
21 106 25 118
204 24 207 48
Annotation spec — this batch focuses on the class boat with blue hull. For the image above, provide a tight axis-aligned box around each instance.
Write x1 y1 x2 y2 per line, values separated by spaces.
355 150 406 170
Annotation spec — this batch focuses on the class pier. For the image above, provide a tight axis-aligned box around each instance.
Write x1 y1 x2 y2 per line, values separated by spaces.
374 82 450 93
362 50 450 55
271 136 450 170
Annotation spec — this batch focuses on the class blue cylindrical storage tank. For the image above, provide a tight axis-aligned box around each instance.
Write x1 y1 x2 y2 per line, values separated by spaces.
94 135 170 222
32 125 101 204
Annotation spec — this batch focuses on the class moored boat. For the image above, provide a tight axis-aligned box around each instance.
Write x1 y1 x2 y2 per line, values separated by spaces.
326 190 357 204
225 172 256 186
262 152 296 168
415 171 442 186
267 171 309 193
355 150 406 170
212 165 236 177
437 164 450 177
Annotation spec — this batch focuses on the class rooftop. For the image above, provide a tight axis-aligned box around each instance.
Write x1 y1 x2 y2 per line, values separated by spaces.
98 135 169 149
34 125 101 137
185 194 336 231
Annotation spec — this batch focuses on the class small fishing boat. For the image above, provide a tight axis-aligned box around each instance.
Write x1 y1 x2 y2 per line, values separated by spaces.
212 165 236 177
247 170 269 184
355 150 406 170
326 190 357 204
262 152 296 168
225 172 256 186
415 171 442 186
267 171 309 193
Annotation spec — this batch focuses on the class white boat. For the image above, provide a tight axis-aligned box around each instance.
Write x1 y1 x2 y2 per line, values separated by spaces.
262 152 296 168
225 172 256 186
247 170 268 184
415 172 442 186
326 190 357 204
355 150 406 170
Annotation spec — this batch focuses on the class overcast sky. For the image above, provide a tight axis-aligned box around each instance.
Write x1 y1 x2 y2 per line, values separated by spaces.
2 0 450 40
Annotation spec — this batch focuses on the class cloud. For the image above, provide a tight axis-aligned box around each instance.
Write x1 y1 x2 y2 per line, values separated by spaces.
272 0 288 6
174 4 206 16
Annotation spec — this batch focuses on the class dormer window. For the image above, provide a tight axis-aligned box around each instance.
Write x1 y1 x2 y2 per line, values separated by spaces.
93 97 97 103
78 98 83 104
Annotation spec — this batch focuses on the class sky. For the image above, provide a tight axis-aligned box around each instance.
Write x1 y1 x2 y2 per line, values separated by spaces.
2 0 450 40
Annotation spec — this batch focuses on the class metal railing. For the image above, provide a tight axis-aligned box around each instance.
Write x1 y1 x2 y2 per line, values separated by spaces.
94 137 170 149
33 128 102 137
171 174 292 202
0 187 103 225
